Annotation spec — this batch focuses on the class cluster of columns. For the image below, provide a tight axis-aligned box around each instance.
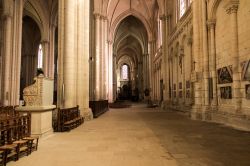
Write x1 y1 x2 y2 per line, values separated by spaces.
1 0 24 106
58 0 92 119
92 13 111 102
191 0 242 119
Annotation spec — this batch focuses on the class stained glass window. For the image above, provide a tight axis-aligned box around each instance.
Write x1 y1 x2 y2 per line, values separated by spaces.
38 44 43 68
122 64 128 80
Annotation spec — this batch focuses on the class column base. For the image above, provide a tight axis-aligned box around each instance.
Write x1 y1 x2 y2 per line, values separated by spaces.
82 108 93 121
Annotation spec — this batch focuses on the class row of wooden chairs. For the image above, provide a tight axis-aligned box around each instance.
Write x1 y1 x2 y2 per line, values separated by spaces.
0 106 19 120
0 107 39 166
57 105 84 132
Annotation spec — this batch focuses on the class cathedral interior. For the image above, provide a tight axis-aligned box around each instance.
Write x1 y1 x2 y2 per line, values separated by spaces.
0 0 250 165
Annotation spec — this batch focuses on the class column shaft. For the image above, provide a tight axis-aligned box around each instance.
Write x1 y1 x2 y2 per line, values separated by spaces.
63 0 76 108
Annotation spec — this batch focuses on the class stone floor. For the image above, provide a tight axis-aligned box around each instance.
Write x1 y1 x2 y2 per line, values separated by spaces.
9 103 250 166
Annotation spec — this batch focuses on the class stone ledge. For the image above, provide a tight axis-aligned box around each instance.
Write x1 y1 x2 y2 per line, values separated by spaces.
16 105 56 112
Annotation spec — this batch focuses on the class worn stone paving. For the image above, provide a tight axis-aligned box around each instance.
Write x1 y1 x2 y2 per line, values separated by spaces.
9 104 250 166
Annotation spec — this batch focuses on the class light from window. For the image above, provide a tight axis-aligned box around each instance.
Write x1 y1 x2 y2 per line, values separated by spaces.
122 64 128 80
38 44 43 68
180 0 186 17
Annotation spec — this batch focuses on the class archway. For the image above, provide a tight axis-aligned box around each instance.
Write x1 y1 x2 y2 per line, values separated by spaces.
20 16 41 100
113 15 148 101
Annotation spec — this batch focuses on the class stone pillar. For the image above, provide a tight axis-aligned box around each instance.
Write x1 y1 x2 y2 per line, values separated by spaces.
207 20 218 107
48 25 57 78
94 14 101 100
226 1 241 112
202 0 210 108
180 46 185 104
99 16 104 100
113 55 117 100
191 0 203 119
104 17 108 100
42 40 49 77
160 14 170 105
176 53 179 104
63 0 76 108
2 14 12 106
108 41 113 103
14 0 25 105
142 54 146 91
77 0 92 119
148 41 154 100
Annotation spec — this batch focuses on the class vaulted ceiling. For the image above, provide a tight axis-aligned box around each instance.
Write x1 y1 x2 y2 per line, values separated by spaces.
114 16 147 66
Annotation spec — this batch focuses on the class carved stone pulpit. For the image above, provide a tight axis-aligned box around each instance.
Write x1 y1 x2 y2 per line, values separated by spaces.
16 74 56 137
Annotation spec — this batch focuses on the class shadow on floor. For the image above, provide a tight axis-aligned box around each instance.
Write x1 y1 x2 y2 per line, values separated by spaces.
138 110 250 166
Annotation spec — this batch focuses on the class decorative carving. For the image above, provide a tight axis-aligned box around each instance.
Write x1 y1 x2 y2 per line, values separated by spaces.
23 75 44 106
225 0 239 14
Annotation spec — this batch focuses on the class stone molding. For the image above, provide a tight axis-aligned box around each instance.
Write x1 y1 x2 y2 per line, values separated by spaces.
225 0 239 14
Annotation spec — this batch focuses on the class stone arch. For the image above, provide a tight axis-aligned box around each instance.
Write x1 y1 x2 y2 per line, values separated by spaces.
209 0 222 20
23 0 48 41
109 10 152 42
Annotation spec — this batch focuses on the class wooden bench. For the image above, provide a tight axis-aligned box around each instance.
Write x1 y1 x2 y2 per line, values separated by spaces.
57 106 84 132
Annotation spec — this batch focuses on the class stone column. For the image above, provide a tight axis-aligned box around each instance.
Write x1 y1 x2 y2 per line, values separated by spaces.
104 17 108 100
108 41 113 103
202 0 210 108
207 20 218 107
191 0 203 119
14 0 25 105
63 0 76 108
94 13 101 100
77 0 92 119
226 1 241 112
48 25 57 78
99 16 104 99
113 55 117 100
2 13 12 106
42 40 49 77
180 46 185 104
148 41 154 100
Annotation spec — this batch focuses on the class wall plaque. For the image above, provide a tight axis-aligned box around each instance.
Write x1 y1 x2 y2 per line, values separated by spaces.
242 60 250 80
246 84 250 99
218 66 233 84
220 86 232 99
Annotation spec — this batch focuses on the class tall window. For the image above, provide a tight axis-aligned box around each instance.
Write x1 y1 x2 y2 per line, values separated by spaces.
122 64 128 80
180 0 186 17
37 44 43 68
157 14 162 48
178 0 192 19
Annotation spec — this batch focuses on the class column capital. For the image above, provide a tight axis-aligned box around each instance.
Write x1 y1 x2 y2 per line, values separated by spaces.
107 40 113 44
159 14 168 21
93 13 101 19
2 13 12 20
207 19 216 29
225 0 239 14
41 40 49 44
